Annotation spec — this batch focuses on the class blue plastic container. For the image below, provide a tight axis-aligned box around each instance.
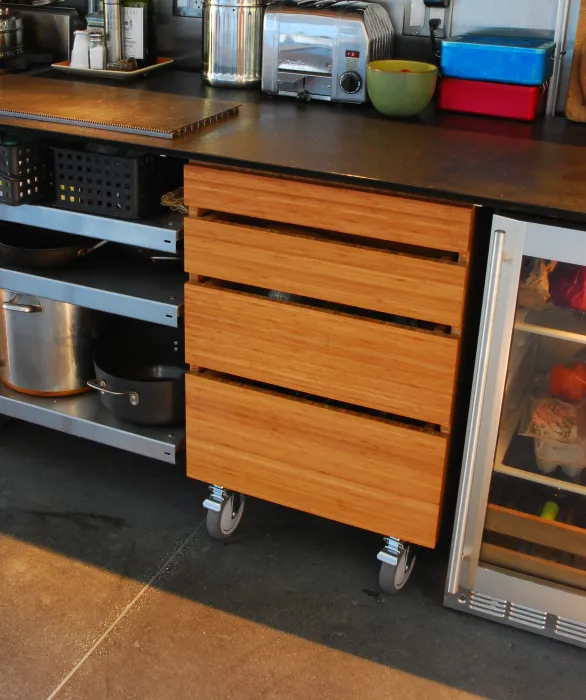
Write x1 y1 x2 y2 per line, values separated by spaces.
440 35 555 86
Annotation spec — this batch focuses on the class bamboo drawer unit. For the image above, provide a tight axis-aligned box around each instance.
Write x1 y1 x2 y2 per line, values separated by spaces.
187 372 447 548
185 281 458 426
184 214 467 327
184 164 472 254
183 163 474 545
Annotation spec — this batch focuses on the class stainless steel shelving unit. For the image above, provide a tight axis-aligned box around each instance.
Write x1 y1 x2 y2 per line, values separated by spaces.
0 204 184 253
0 203 187 463
0 383 185 463
0 259 185 327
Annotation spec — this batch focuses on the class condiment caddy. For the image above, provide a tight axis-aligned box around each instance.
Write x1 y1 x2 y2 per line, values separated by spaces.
54 0 171 79
51 56 174 80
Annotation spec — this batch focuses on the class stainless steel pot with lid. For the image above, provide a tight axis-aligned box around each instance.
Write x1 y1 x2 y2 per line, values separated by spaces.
0 8 24 60
0 291 100 396
202 0 265 87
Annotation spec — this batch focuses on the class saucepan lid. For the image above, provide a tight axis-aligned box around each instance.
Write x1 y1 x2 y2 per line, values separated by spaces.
0 8 23 30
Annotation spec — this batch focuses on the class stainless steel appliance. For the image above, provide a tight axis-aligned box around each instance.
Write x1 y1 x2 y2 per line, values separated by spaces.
0 291 99 396
261 0 394 103
446 214 586 649
0 3 83 62
103 0 123 63
0 8 24 60
202 0 265 87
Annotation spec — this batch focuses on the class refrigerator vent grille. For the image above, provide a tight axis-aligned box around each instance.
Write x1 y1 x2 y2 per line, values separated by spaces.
508 603 547 630
555 617 586 644
469 592 506 618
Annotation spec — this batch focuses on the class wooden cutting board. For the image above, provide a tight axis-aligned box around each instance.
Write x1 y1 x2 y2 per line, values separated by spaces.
566 0 586 121
0 75 240 139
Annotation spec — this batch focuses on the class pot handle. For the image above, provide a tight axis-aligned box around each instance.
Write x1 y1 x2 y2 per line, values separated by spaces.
87 379 139 406
2 295 43 313
78 240 108 258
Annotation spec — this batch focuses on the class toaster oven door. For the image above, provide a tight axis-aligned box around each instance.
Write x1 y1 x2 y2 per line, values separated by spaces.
277 26 334 76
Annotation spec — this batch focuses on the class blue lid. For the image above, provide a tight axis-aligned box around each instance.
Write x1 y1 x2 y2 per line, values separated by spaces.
445 35 555 51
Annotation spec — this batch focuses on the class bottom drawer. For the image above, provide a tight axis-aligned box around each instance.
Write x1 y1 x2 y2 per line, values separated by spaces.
186 372 448 548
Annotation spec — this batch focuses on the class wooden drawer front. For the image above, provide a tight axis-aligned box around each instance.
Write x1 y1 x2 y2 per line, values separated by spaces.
184 215 467 327
185 283 459 426
485 504 586 559
186 373 447 547
482 505 586 591
481 544 586 592
184 164 472 254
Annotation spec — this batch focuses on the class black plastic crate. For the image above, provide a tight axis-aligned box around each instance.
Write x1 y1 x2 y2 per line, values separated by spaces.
0 137 51 178
0 136 53 206
53 147 181 220
0 170 53 206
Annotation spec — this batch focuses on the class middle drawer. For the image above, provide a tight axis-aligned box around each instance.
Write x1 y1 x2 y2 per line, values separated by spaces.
184 214 467 327
185 282 459 426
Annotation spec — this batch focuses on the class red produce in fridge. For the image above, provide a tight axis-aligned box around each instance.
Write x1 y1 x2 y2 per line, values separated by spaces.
549 263 586 312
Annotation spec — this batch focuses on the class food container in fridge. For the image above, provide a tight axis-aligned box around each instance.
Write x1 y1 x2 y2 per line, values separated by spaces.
438 78 546 121
534 439 586 478
440 35 555 86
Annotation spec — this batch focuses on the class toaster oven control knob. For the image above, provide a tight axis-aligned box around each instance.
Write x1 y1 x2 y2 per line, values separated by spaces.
340 71 362 94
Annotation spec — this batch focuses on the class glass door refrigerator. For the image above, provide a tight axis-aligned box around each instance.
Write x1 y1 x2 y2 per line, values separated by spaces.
445 214 586 648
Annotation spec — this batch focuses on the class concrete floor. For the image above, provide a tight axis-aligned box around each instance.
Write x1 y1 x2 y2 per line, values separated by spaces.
1 421 585 700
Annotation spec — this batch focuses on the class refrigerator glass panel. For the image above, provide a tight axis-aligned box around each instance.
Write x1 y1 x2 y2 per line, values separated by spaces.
480 254 586 593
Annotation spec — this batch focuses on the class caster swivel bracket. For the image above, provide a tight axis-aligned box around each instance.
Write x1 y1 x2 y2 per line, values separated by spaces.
377 536 405 567
203 485 228 513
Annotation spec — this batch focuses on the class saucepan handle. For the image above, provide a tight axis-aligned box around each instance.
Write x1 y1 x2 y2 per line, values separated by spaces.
78 240 108 258
87 379 139 406
2 295 43 313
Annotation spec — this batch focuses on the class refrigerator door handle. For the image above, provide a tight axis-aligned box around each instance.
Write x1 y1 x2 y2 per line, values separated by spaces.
446 228 507 595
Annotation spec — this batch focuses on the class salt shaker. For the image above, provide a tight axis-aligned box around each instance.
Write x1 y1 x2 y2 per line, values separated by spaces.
70 29 90 69
89 32 105 70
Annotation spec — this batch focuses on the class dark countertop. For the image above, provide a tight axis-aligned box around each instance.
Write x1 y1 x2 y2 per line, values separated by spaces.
3 69 586 221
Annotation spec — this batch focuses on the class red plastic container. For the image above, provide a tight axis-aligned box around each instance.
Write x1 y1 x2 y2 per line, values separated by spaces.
438 77 546 121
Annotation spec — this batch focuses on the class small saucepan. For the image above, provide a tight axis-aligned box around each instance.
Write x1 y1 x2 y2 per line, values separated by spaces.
0 225 107 269
87 326 188 426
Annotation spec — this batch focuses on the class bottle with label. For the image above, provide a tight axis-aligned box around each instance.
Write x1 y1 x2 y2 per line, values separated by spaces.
122 0 157 68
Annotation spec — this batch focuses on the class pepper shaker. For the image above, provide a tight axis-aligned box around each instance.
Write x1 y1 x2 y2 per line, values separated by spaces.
89 32 105 69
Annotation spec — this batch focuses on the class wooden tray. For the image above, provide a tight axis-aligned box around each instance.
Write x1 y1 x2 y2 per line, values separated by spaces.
50 57 174 81
0 74 240 139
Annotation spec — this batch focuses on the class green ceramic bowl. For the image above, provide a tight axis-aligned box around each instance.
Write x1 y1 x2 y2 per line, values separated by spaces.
366 60 438 117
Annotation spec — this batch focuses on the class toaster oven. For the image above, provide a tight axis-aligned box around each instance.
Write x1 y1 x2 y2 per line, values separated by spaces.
261 0 394 103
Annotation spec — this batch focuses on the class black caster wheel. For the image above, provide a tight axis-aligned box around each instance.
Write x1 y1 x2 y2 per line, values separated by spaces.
379 544 416 594
206 492 245 541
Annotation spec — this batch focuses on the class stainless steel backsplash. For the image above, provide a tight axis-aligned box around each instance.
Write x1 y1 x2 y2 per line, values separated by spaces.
156 0 203 68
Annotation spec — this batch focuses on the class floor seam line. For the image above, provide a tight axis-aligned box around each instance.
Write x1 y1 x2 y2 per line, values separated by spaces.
44 516 207 700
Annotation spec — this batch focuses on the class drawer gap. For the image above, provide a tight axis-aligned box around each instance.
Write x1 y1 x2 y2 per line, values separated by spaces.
197 369 444 437
196 211 461 264
197 278 454 337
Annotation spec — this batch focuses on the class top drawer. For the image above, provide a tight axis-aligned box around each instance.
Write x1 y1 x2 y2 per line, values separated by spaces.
184 164 473 254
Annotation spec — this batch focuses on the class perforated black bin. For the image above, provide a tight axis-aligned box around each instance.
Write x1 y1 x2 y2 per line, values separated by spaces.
53 147 181 220
0 173 53 206
1 138 51 178
0 137 53 206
